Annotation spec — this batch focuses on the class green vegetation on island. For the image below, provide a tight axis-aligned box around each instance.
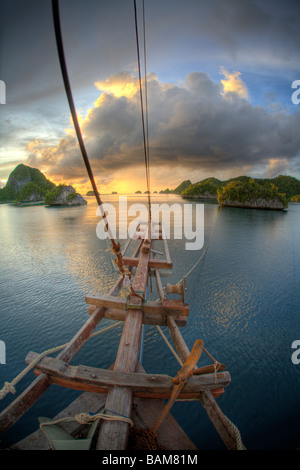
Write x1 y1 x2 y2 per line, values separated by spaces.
182 175 300 205
15 182 44 203
0 163 55 203
291 194 300 203
44 184 87 206
217 179 288 210
160 179 192 194
0 164 87 207
181 177 220 199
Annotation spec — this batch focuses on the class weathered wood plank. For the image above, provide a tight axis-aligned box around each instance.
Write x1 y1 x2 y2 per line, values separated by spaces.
161 223 172 266
87 305 188 327
167 315 191 361
25 352 231 397
85 294 189 316
96 234 152 450
122 256 173 269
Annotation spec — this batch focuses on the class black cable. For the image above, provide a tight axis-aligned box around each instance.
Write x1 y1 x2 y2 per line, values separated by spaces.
143 0 151 198
133 0 151 219
52 1 102 209
52 0 120 249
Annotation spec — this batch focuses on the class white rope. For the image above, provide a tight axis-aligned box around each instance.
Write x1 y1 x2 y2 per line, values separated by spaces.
40 410 133 429
223 415 245 450
39 409 133 450
0 321 122 400
156 326 183 367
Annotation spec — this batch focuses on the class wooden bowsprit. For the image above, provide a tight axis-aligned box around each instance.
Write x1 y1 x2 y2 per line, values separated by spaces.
96 225 152 450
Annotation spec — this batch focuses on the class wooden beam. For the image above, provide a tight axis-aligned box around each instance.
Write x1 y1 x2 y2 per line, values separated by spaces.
26 352 231 398
87 305 188 327
167 316 192 361
85 293 189 316
161 223 172 266
153 248 165 300
122 256 173 269
96 234 152 450
0 275 124 436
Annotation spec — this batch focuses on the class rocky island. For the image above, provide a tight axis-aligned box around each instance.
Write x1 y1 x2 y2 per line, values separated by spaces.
181 175 300 210
44 184 87 206
0 163 55 203
217 179 288 210
0 164 87 207
160 180 192 195
181 178 219 199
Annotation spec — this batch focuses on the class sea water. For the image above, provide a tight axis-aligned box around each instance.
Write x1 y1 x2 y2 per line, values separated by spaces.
0 194 299 450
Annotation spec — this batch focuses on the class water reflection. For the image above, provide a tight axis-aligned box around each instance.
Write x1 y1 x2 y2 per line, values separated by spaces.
0 197 299 449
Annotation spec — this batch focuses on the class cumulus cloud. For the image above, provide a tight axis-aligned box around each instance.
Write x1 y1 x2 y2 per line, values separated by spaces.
26 70 300 189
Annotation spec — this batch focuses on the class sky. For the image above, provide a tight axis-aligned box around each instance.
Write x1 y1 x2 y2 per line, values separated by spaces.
0 0 300 194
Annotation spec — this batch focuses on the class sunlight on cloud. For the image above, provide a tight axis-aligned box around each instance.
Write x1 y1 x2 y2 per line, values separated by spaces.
24 70 300 195
95 72 139 99
220 67 248 99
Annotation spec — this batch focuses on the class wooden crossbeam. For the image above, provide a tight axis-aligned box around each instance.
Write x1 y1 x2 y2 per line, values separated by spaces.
26 352 231 399
87 305 188 327
122 256 173 269
85 294 189 317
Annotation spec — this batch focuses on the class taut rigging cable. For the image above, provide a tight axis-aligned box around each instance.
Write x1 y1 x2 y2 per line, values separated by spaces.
52 0 127 278
133 0 152 220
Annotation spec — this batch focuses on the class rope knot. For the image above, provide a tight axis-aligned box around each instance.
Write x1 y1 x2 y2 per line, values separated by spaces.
0 381 16 399
75 413 94 424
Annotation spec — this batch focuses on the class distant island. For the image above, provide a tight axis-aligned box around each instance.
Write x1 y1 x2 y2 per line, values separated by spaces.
2 164 300 211
0 164 87 207
86 190 99 196
217 179 287 210
160 180 192 195
44 184 87 206
181 175 300 210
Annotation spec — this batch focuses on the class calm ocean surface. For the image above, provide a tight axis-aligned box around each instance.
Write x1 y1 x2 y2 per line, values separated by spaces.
0 194 299 450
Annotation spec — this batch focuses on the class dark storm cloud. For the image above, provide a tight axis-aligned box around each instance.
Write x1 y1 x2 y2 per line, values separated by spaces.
1 0 299 104
27 71 300 181
198 0 300 62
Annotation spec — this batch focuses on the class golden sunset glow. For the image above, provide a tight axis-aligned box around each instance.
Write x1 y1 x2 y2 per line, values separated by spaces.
95 73 139 99
220 67 248 98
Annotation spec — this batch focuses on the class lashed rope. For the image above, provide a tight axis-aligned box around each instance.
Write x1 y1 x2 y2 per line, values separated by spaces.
39 409 133 430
